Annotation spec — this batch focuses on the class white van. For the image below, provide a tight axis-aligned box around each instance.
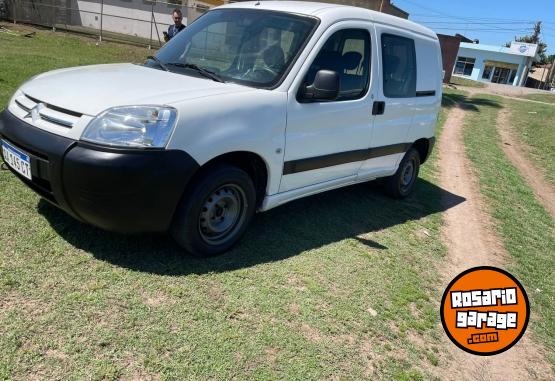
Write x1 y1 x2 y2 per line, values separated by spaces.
0 2 442 256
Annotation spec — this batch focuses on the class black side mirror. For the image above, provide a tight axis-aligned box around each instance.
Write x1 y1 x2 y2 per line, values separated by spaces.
300 70 340 101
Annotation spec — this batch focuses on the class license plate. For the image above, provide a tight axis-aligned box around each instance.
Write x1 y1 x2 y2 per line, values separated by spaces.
1 139 32 180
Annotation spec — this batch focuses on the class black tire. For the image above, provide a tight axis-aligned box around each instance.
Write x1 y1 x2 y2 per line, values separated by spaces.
382 147 420 198
170 164 256 257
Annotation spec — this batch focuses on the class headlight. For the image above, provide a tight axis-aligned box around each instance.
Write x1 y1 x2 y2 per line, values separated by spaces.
81 106 177 148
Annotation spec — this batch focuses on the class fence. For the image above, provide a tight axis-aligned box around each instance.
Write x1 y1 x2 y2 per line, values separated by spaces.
2 0 208 48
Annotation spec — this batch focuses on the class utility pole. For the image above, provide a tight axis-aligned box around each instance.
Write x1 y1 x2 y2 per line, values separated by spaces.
545 60 555 90
99 0 104 42
519 58 531 87
52 0 56 32
538 65 548 89
149 1 154 50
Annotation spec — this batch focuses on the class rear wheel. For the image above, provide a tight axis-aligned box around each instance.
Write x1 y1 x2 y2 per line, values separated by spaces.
382 148 420 198
171 165 256 256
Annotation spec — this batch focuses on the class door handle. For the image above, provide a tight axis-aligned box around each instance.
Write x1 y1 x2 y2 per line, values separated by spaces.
372 101 385 115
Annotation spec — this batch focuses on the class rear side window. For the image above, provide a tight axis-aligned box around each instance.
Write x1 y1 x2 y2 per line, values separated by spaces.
381 34 416 98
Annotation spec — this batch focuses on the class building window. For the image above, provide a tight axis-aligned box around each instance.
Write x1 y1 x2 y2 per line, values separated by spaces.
381 33 416 98
482 65 493 80
454 56 475 76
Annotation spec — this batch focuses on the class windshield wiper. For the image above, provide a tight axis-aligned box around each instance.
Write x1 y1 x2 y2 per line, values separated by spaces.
167 62 225 83
146 55 169 72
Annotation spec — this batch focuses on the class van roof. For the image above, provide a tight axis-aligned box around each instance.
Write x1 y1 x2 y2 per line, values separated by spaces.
216 1 437 40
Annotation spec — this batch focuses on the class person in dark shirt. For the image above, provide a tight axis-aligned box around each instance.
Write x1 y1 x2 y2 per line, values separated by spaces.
165 9 185 42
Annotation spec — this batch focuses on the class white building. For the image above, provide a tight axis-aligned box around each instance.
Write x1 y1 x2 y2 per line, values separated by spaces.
453 41 540 86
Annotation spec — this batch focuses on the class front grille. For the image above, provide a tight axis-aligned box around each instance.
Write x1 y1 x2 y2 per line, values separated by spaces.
13 93 83 129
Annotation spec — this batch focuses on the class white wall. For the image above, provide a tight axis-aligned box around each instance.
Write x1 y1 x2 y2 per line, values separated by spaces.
72 0 188 41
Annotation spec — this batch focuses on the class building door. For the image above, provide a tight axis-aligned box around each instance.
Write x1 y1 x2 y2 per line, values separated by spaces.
492 67 511 84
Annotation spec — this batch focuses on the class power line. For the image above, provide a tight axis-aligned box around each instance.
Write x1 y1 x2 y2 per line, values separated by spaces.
410 13 549 24
409 13 537 23
411 21 535 25
405 4 555 25
395 0 469 19
394 0 555 54
429 28 533 33
413 21 533 33
395 0 534 33
412 14 555 27
414 23 532 33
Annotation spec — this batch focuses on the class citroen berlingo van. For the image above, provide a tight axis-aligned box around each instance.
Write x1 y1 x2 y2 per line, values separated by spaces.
0 1 442 256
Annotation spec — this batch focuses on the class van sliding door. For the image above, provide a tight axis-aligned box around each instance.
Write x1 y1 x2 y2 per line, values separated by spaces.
357 25 418 179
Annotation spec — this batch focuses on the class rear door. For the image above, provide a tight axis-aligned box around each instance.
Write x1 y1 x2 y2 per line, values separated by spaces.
280 21 375 192
357 25 418 179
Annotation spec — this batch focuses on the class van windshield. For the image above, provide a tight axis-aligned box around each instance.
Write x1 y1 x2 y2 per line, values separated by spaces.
151 9 318 88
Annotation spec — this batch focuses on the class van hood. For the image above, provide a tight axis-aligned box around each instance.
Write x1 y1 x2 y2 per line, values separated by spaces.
19 63 253 116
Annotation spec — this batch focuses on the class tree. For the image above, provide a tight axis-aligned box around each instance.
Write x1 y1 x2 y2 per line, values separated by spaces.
505 22 548 63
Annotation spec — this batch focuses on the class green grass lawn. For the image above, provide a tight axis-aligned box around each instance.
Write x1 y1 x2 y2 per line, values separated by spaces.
0 23 149 107
449 76 486 88
0 26 457 380
463 95 555 368
517 92 555 104
2 25 553 379
501 99 555 186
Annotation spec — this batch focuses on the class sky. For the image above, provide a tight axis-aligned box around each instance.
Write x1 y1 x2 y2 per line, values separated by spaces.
392 0 555 55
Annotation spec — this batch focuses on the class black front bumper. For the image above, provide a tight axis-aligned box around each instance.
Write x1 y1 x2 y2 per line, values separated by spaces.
0 110 199 233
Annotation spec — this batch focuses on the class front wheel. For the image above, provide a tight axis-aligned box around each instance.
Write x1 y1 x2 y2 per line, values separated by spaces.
171 165 256 257
382 148 420 198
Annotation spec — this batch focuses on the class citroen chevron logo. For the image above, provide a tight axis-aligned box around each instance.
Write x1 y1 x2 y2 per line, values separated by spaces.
24 102 45 124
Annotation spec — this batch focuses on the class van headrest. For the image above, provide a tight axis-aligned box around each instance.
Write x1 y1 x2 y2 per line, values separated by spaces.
263 44 285 69
342 52 362 70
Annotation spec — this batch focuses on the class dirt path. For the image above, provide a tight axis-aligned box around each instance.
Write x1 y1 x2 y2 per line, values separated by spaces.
497 109 555 219
435 105 553 380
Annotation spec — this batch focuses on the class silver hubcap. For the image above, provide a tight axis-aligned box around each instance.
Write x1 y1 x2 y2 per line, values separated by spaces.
199 184 246 244
401 160 415 189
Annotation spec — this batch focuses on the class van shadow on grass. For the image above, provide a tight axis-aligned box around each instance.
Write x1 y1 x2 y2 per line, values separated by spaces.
38 178 464 275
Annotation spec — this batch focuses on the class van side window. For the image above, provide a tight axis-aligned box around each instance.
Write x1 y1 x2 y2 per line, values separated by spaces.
302 29 371 101
381 34 416 98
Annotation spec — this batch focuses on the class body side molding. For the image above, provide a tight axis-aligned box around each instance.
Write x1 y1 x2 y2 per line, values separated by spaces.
283 142 411 175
